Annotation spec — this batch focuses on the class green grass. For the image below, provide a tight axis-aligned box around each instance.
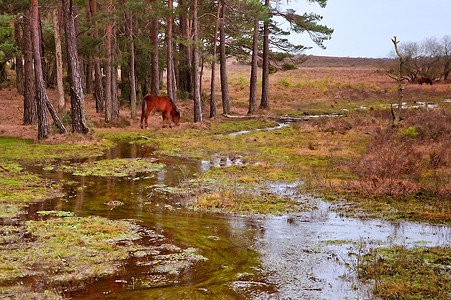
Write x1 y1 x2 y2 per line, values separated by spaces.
359 246 451 299
0 137 106 163
62 158 165 177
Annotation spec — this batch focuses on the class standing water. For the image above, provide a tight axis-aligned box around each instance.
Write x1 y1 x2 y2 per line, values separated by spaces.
27 141 451 299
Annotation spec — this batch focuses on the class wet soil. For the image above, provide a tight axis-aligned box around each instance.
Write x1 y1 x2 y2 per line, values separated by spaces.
22 140 450 299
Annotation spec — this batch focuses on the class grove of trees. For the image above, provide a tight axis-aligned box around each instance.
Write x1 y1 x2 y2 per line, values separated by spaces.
390 36 451 82
0 0 333 140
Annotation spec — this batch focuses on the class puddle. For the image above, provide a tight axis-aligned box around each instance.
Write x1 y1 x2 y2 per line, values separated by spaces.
255 200 450 299
227 123 290 136
200 154 244 171
22 141 451 299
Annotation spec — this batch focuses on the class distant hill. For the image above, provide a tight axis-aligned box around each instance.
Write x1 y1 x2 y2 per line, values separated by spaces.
298 55 393 68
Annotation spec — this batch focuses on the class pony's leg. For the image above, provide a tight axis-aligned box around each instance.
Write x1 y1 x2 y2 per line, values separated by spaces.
145 106 155 129
140 99 147 129
161 112 168 128
164 111 172 128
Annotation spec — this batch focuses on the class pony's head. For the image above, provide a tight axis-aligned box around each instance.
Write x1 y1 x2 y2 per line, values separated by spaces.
169 98 181 125
171 109 181 125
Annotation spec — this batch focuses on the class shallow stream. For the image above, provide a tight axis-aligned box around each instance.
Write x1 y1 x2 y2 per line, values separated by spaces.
26 141 450 299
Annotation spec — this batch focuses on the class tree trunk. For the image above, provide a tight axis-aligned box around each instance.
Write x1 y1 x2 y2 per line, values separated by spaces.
209 2 220 118
126 9 137 119
84 4 92 94
53 7 65 114
105 22 112 122
248 16 259 114
72 4 85 92
47 58 57 88
111 24 119 119
260 0 270 110
178 0 192 95
63 0 89 134
150 7 159 95
219 1 230 115
166 0 176 102
14 18 24 95
31 0 66 139
0 64 7 83
37 12 48 87
192 0 202 122
89 0 104 113
23 7 37 125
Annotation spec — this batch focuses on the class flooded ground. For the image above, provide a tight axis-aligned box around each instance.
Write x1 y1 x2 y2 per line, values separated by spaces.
26 141 451 299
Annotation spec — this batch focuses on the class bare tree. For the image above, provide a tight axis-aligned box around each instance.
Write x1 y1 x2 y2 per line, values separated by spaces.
441 35 451 80
391 36 403 126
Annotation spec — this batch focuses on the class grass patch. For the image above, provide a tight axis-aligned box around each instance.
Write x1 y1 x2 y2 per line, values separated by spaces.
0 137 106 163
177 165 314 215
0 162 63 218
61 158 165 177
359 246 451 299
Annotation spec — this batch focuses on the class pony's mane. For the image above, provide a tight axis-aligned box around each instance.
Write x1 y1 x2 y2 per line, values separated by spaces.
169 97 180 114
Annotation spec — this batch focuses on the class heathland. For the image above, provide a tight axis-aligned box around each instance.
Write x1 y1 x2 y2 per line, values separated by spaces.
0 56 450 299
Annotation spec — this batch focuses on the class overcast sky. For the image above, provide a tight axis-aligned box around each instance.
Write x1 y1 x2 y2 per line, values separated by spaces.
281 0 451 58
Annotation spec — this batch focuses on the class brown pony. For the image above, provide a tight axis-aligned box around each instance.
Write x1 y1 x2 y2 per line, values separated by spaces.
419 77 433 85
140 94 181 129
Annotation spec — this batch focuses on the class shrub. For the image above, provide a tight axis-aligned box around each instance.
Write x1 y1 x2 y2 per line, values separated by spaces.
282 63 298 71
278 79 292 87
272 52 293 61
402 126 418 137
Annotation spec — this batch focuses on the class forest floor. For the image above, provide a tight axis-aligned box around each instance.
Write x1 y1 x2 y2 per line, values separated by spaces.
0 56 450 299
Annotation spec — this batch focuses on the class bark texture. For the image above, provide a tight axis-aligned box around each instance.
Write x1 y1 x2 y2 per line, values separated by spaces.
192 0 202 122
209 2 220 118
63 0 89 133
248 16 259 114
219 1 230 115
23 7 37 125
53 7 65 114
260 0 270 110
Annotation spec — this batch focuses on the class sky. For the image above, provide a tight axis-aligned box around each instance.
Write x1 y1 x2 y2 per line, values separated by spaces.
280 0 451 58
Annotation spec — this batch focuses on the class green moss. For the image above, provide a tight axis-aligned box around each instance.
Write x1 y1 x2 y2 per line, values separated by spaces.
0 216 143 283
61 158 165 177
